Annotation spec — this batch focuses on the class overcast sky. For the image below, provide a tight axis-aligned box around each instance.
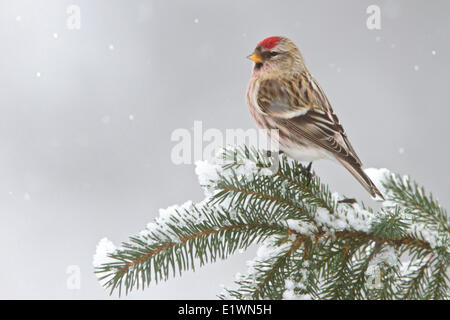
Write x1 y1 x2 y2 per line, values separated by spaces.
0 0 448 299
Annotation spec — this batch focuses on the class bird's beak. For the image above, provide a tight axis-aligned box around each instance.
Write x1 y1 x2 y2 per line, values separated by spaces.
247 52 262 63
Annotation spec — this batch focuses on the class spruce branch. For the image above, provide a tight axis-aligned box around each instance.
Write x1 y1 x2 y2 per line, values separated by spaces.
94 146 449 299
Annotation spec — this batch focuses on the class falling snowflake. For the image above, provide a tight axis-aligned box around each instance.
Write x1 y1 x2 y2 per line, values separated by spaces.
431 50 437 55
108 44 115 51
101 115 111 124
413 65 419 71
53 33 59 39
194 18 199 24
36 72 41 78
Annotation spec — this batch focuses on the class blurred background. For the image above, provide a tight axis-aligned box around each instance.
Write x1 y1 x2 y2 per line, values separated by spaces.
0 0 448 299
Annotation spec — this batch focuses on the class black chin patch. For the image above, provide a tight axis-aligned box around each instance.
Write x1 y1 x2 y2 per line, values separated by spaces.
255 62 263 69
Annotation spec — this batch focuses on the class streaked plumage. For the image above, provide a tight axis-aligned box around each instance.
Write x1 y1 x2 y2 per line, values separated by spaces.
246 36 384 199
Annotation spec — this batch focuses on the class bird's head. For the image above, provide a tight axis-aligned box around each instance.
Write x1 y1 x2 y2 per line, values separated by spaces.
248 36 305 75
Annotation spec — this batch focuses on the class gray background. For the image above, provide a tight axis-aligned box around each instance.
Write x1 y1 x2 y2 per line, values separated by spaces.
0 0 448 299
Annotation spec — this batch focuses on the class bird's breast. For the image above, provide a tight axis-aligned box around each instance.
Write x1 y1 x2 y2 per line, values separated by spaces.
246 79 265 128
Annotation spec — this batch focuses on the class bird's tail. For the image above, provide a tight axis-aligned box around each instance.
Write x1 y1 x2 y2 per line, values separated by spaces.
337 159 385 200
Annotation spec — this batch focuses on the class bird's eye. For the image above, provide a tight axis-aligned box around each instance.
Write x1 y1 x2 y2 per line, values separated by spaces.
270 52 279 57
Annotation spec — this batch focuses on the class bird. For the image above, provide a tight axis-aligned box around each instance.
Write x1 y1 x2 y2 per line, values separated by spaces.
245 36 384 200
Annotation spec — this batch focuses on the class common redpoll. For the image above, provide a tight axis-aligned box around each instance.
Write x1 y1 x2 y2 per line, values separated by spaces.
246 36 384 199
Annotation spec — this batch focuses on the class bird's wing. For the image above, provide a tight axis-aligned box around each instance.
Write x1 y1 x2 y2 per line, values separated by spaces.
256 72 362 166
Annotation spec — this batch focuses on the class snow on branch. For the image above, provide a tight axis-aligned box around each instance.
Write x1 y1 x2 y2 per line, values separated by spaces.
93 146 449 299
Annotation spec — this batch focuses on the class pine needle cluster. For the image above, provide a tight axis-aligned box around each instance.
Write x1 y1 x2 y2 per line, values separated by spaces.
93 146 449 299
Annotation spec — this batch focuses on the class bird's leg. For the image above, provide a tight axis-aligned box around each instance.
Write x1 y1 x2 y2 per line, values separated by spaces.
306 162 313 185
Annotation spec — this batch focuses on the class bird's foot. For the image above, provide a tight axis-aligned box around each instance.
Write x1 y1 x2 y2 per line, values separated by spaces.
266 150 284 157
